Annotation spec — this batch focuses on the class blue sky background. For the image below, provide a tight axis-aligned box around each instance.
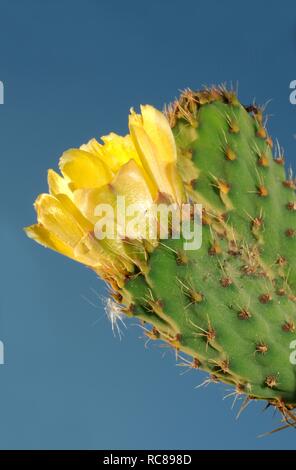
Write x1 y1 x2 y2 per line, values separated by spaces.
1 0 296 450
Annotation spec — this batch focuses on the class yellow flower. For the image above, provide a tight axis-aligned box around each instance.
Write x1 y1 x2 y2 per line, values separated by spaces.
25 105 185 288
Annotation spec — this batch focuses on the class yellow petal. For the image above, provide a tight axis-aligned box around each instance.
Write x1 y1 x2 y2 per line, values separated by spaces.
80 138 102 157
80 134 142 174
111 159 155 205
129 106 184 204
59 148 112 189
129 122 173 198
101 133 142 172
74 186 137 265
139 105 177 164
165 162 185 206
34 194 85 247
73 233 112 267
74 233 133 273
54 193 93 232
74 174 147 267
48 169 73 198
111 160 158 241
73 185 116 224
24 224 76 260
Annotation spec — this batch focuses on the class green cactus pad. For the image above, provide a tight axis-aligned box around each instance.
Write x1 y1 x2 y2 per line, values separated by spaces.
120 88 296 411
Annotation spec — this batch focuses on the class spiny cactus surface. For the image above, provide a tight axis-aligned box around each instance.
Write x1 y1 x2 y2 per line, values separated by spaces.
25 87 296 424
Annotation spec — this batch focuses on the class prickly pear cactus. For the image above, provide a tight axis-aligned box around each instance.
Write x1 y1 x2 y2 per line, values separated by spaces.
25 87 296 426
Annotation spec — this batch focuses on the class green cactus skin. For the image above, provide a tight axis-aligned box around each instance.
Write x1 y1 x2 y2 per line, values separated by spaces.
118 88 296 415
